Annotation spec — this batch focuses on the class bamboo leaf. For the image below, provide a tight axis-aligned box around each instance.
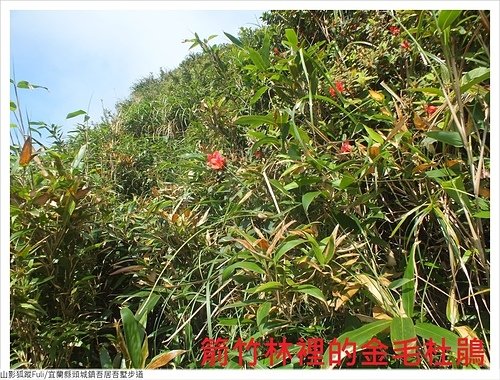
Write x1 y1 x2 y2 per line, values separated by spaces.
235 114 275 127
414 322 460 355
402 245 416 318
426 131 463 147
364 126 385 144
302 191 322 215
250 86 269 105
273 238 307 262
66 109 87 119
460 67 490 93
256 301 272 326
99 347 113 369
222 261 266 281
390 317 416 349
247 281 282 293
71 144 87 171
285 28 299 49
17 80 48 91
437 10 461 31
292 284 326 303
224 32 243 48
120 307 145 369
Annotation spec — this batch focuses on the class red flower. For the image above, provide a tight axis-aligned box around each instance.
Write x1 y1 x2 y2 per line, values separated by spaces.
329 81 345 98
341 140 352 153
401 40 411 50
425 104 438 116
335 81 345 93
389 26 400 36
207 151 226 170
254 150 263 159
273 47 280 56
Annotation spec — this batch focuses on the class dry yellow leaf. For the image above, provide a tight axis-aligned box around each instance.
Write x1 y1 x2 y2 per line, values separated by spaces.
445 159 462 168
19 136 34 166
334 283 361 310
478 187 490 198
380 107 392 117
369 89 385 102
372 305 392 320
369 144 381 158
413 163 435 173
413 112 428 130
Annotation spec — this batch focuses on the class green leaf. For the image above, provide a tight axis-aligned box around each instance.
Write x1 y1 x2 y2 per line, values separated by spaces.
136 293 160 328
364 126 385 144
274 238 307 262
120 307 145 369
408 87 444 97
66 109 87 119
250 86 268 105
292 284 326 303
256 301 272 327
402 246 416 318
390 317 416 350
437 10 461 31
302 191 322 215
426 131 463 147
224 32 243 48
425 168 456 179
248 48 267 70
247 281 282 293
388 278 413 290
218 317 252 326
414 322 460 355
222 261 266 281
441 176 471 209
260 33 271 68
235 114 275 127
71 144 87 171
99 347 113 369
339 174 356 189
285 28 298 49
460 67 490 93
10 101 17 111
339 319 391 343
16 80 48 91
473 210 490 219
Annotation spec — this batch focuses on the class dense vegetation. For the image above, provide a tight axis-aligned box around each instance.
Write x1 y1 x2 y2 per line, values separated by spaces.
10 10 490 369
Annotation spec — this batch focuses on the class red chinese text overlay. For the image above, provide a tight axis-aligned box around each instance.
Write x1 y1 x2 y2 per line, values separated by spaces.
200 336 485 368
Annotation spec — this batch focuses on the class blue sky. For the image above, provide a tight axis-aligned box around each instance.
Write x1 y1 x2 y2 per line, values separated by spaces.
9 10 264 140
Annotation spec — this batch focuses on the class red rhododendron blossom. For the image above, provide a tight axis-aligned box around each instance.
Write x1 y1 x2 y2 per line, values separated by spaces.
335 81 345 93
341 140 352 153
254 150 263 159
425 104 438 116
389 26 400 36
207 151 226 170
329 81 345 98
401 40 411 50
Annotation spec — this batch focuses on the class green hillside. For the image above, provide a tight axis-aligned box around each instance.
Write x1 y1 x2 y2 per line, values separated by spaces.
10 10 490 369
